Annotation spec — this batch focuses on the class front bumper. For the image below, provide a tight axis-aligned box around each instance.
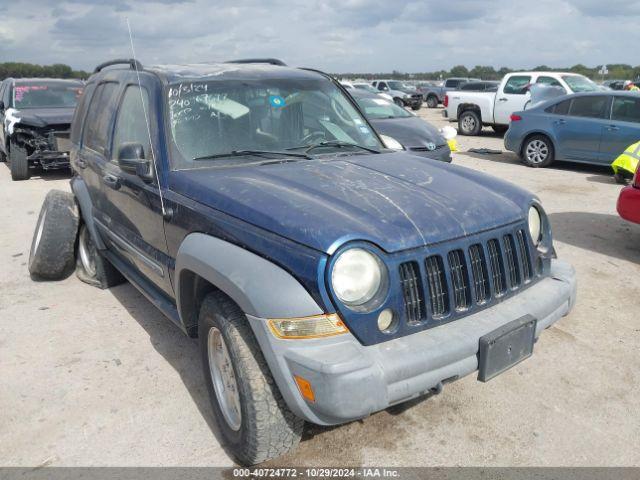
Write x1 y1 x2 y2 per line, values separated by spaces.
403 97 422 108
30 151 71 170
249 259 576 426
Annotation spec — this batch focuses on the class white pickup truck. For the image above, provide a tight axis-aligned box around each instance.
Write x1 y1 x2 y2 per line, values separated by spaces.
443 71 600 135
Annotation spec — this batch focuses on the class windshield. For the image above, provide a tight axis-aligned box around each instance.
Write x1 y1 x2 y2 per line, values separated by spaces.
167 77 382 169
13 82 83 109
387 81 414 92
562 75 599 93
354 96 412 119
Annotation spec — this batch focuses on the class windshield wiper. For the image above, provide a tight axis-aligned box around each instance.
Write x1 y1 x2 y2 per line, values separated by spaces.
287 141 381 155
193 149 311 162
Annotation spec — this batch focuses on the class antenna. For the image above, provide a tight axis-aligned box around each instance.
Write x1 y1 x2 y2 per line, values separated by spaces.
126 18 167 217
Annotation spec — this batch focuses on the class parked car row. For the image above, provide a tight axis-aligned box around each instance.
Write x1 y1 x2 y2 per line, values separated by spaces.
443 71 601 135
22 57 576 466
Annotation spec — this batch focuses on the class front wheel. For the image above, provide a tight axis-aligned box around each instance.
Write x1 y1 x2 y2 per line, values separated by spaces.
411 104 421 111
9 140 30 180
199 292 303 465
522 135 554 168
458 110 482 136
75 224 125 289
393 97 404 107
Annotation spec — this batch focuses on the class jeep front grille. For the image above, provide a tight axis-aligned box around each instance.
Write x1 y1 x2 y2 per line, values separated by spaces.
399 261 425 324
503 234 520 288
398 225 534 327
448 249 470 311
469 244 489 304
425 255 449 317
487 239 506 295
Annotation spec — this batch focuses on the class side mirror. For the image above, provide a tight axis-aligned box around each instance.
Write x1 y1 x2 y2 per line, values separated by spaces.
117 142 153 182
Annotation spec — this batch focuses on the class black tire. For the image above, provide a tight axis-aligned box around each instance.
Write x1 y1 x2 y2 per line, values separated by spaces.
426 95 438 108
521 134 555 168
411 104 421 111
9 140 30 180
393 97 404 107
458 110 482 136
29 190 79 280
75 224 125 289
492 125 509 135
198 292 303 465
0 146 6 163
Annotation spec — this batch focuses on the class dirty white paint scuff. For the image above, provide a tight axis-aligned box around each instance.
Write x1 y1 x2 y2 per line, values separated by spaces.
5 108 21 135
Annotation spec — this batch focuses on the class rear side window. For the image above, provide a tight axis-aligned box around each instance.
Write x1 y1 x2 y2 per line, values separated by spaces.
569 96 608 119
547 99 571 115
70 83 95 144
611 97 640 123
503 76 531 95
536 76 563 88
445 79 460 88
112 86 152 161
82 82 119 155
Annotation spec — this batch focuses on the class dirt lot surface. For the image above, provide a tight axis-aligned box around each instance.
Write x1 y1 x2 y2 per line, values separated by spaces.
1 107 639 467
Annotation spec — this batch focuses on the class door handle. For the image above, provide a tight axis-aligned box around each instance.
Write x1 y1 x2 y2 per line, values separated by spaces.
102 174 121 190
607 125 619 131
498 98 508 102
554 119 566 125
76 158 87 169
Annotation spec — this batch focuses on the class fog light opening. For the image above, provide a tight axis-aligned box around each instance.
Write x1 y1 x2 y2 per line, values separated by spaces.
377 309 395 332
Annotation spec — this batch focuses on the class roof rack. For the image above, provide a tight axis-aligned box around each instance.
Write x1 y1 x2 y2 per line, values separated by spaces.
94 58 144 73
225 58 287 66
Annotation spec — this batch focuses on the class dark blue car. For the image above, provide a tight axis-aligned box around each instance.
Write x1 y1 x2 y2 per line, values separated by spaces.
505 91 640 167
28 59 576 465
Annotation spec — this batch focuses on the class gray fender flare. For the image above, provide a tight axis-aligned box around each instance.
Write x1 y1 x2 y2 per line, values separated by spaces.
70 176 106 250
175 233 324 328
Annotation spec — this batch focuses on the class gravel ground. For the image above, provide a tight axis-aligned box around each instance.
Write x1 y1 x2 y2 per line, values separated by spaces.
1 106 639 467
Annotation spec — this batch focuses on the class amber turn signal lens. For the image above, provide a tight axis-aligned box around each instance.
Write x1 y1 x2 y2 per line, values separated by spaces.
268 314 348 339
294 375 315 403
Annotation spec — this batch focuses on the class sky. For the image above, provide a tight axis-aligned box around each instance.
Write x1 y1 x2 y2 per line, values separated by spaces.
0 0 637 73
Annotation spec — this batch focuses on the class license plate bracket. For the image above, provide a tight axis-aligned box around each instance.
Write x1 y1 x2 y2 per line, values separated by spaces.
478 314 536 382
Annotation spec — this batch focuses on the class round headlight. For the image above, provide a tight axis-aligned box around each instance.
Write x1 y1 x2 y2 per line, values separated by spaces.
331 248 383 306
528 206 542 245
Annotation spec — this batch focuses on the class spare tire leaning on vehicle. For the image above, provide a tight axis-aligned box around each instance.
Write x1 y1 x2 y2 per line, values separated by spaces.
29 190 80 280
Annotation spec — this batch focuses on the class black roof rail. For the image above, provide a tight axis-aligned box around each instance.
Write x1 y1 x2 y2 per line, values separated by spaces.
93 58 144 73
225 58 287 66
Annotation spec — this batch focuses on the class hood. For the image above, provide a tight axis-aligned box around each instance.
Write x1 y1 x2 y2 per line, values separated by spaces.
169 153 533 254
370 116 446 148
15 108 75 128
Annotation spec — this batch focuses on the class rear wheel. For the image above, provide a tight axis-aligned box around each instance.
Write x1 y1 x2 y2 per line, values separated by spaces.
522 135 554 168
199 292 303 465
9 140 29 181
458 110 482 136
75 224 125 289
426 95 438 108
29 190 79 280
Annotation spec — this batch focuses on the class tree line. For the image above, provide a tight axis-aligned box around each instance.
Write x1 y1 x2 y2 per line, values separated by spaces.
338 64 640 82
0 62 89 81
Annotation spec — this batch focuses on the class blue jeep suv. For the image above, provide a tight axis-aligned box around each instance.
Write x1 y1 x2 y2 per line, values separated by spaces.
28 58 577 465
